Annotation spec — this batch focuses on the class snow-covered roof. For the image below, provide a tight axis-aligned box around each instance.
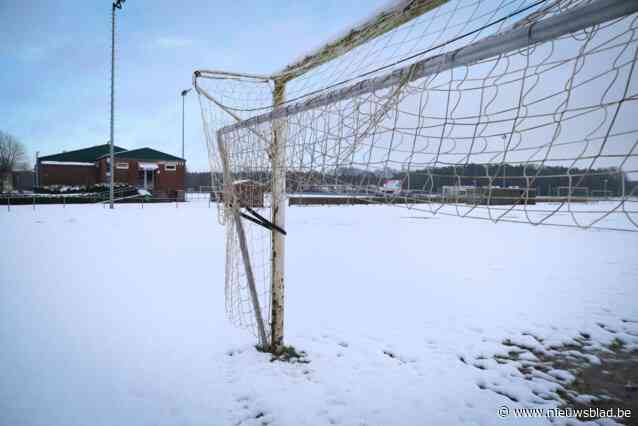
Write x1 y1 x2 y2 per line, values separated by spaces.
138 162 159 171
39 144 127 163
40 161 96 167
232 179 264 186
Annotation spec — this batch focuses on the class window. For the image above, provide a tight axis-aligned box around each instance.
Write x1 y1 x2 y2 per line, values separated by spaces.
116 162 129 170
165 162 177 171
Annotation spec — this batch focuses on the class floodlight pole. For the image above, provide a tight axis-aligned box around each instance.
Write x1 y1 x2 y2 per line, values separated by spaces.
110 0 125 209
181 89 191 160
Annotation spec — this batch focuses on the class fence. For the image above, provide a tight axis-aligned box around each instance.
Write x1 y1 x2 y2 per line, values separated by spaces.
2 189 189 211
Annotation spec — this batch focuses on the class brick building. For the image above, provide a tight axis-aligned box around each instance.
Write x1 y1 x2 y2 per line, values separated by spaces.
37 144 185 193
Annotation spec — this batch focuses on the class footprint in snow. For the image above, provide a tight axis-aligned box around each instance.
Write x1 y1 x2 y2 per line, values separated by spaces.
233 395 273 426
226 348 244 357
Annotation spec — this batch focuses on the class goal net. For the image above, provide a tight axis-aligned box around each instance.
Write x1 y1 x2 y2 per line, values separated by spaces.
194 0 638 348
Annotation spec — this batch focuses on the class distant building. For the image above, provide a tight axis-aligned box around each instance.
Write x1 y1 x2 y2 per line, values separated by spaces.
441 185 536 205
441 185 477 201
12 171 35 191
37 144 185 193
468 186 537 205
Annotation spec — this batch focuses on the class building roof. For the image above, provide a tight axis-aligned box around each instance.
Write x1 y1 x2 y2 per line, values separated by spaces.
39 144 128 163
233 179 264 186
100 147 184 162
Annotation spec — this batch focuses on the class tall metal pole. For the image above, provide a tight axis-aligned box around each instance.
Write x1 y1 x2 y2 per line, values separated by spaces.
35 151 39 188
182 94 185 159
181 89 191 159
270 79 287 352
109 4 115 209
502 135 507 189
110 0 124 209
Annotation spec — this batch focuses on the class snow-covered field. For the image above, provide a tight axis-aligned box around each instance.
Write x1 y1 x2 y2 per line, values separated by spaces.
1 201 637 426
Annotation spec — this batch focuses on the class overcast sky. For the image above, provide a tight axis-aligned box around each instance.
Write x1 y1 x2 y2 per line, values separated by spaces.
1 0 390 171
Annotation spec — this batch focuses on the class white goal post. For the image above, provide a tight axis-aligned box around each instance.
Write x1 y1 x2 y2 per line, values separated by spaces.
194 0 638 351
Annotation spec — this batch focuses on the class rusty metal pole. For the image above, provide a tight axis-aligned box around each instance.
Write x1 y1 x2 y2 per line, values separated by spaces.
270 79 287 352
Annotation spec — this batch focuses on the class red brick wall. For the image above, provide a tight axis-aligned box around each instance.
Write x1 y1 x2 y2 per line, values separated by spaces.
49 158 185 191
97 159 137 186
156 162 185 191
114 160 136 185
38 163 98 187
97 159 109 184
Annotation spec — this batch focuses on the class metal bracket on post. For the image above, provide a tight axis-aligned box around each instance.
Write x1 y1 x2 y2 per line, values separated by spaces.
240 207 287 235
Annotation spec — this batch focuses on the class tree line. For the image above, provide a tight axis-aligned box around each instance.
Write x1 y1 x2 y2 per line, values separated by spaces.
187 164 633 196
0 130 27 193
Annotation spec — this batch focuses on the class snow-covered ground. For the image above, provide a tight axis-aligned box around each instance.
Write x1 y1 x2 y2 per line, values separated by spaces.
1 201 637 426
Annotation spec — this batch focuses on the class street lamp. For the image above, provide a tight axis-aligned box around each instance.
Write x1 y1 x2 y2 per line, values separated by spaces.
109 0 125 209
181 88 192 160
35 151 40 188
502 134 507 188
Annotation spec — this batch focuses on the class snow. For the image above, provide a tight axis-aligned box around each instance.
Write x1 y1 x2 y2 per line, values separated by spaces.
138 162 159 171
1 201 637 426
9 192 96 198
40 161 96 166
288 193 374 198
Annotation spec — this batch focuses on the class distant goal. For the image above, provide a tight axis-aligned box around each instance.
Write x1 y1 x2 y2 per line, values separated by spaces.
556 186 590 199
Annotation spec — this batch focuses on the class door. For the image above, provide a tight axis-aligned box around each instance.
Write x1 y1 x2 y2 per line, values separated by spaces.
137 169 155 190
146 170 154 190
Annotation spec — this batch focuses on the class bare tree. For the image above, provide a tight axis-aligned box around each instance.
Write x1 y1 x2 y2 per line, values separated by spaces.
0 130 26 193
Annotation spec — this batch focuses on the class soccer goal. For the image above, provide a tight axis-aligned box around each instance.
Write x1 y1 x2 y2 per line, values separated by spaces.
556 186 590 199
194 0 638 351
591 190 614 199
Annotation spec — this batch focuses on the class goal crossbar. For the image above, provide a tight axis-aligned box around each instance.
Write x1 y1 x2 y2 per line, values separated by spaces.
211 0 638 136
276 0 451 81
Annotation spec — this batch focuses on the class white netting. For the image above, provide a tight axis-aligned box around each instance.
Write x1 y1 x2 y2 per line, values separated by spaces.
195 0 638 342
195 73 274 343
